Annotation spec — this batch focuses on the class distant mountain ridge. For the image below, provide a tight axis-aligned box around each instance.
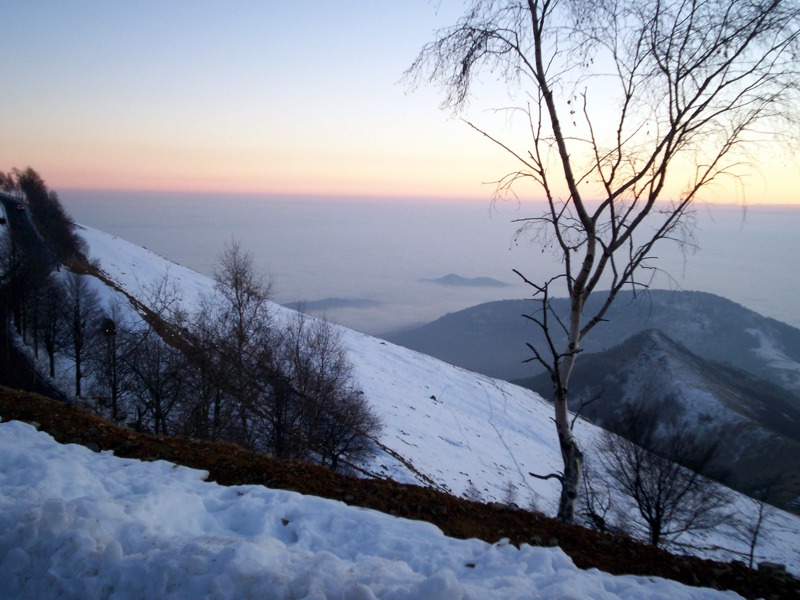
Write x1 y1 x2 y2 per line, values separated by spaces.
418 273 511 288
381 290 800 404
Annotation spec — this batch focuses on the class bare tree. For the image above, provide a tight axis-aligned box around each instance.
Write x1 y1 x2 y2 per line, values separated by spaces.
91 301 135 422
125 329 187 435
577 459 614 533
209 239 273 447
37 274 66 379
248 312 381 470
277 312 381 470
120 274 191 435
311 388 382 472
408 0 799 522
730 478 779 569
599 403 731 548
738 499 773 570
179 306 233 440
184 242 381 469
277 313 353 460
60 271 101 399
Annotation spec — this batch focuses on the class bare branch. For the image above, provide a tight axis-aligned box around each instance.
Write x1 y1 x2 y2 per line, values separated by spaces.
570 391 602 429
529 471 563 483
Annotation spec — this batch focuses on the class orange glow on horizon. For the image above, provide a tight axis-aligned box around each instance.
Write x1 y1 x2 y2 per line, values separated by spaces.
53 177 800 207
28 141 799 206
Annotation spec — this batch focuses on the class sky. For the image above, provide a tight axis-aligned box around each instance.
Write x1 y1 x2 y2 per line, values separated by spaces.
1 1 798 203
0 1 508 199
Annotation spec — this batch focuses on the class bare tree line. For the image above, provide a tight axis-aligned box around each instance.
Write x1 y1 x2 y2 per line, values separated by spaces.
4 242 382 471
1 169 381 472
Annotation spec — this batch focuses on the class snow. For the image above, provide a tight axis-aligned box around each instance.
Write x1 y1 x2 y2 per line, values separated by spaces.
746 328 800 395
78 226 212 313
13 223 798 582
0 420 743 599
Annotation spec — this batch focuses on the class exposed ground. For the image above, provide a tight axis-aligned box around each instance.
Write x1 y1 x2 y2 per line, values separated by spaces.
1 387 798 599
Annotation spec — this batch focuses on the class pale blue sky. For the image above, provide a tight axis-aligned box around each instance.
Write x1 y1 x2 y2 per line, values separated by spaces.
1 1 517 197
1 1 797 202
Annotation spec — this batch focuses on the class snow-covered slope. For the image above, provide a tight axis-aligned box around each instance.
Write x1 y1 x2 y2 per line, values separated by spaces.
81 225 571 507
0 420 743 599
70 225 800 573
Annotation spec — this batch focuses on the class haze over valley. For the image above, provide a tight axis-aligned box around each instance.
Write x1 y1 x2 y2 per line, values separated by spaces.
60 190 800 336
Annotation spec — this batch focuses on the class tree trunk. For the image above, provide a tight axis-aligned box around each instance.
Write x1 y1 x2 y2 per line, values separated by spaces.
651 520 662 548
75 351 82 398
47 347 55 378
552 285 590 523
554 385 583 523
213 391 222 438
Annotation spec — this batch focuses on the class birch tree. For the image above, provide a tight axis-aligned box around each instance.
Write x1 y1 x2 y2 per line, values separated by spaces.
408 0 800 522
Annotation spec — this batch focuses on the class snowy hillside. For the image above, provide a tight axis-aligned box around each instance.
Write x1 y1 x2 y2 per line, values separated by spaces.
522 329 800 511
80 225 570 507
65 225 800 573
0 419 745 599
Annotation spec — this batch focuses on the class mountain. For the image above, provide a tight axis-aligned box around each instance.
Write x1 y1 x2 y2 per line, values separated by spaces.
380 291 800 404
383 293 800 510
11 224 800 577
74 226 580 506
517 329 800 511
419 273 511 287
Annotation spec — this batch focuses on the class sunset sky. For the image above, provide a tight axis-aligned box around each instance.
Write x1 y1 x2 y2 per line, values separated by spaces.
1 1 798 204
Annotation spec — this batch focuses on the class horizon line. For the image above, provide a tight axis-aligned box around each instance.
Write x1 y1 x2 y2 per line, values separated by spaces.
57 186 800 209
